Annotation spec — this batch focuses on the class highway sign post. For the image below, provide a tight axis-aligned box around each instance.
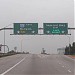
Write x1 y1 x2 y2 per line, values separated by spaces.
14 23 38 35
43 23 68 35
0 44 2 51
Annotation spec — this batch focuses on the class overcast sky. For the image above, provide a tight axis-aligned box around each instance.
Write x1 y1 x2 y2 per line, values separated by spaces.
0 0 74 54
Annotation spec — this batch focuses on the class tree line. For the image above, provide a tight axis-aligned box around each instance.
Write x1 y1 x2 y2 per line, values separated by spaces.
65 42 75 55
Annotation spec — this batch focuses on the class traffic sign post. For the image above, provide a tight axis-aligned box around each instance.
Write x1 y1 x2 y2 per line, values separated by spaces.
14 23 38 35
43 23 68 35
0 44 2 51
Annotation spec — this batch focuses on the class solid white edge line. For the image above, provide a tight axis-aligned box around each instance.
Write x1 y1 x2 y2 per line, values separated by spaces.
0 57 25 75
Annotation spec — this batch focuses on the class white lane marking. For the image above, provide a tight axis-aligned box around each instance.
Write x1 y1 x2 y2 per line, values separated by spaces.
0 57 25 75
68 70 71 73
38 55 43 58
38 54 49 58
58 63 61 64
62 66 65 67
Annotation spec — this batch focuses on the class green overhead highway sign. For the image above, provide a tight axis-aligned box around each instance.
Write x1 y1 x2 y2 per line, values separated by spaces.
14 23 38 35
43 23 68 35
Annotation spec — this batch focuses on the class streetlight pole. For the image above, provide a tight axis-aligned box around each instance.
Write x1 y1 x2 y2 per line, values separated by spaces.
3 24 12 53
4 27 5 53
67 35 71 55
21 39 22 52
69 36 70 55
21 38 23 52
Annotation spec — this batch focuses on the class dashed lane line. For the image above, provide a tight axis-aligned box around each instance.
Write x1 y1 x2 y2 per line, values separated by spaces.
58 61 72 73
68 70 71 73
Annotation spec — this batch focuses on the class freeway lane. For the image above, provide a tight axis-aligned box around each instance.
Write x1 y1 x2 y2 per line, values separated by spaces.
0 54 74 75
0 54 28 74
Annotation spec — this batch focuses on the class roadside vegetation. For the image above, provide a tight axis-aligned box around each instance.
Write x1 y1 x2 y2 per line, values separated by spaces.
65 42 75 55
0 50 16 58
0 50 27 58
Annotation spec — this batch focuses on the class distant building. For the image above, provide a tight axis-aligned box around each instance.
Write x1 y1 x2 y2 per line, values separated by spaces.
57 48 65 55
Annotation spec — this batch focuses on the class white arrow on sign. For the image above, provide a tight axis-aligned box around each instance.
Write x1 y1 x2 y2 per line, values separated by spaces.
62 31 65 33
32 31 35 33
17 31 20 33
47 31 50 33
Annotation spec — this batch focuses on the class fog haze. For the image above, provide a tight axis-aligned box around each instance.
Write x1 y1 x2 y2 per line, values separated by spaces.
0 0 74 54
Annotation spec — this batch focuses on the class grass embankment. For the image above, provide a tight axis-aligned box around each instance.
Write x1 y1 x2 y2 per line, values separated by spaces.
67 55 75 59
0 53 16 58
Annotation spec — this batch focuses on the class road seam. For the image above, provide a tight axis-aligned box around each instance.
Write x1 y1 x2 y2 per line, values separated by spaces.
0 57 25 75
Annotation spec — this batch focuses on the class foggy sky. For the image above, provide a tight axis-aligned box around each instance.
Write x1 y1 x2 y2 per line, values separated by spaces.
0 0 74 54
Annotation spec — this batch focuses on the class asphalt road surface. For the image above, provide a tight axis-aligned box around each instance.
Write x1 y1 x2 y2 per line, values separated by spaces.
0 54 74 75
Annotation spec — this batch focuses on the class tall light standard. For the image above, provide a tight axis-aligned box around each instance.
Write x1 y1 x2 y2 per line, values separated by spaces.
3 24 12 53
21 39 22 52
4 27 5 53
67 34 71 55
21 38 24 52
